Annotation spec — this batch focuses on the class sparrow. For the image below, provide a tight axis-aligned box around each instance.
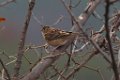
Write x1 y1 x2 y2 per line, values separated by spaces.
41 25 79 47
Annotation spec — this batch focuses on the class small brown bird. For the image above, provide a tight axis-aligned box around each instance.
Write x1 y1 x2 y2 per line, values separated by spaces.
41 25 78 47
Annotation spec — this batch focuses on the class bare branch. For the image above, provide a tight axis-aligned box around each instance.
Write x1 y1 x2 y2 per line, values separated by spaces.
13 0 36 80
104 0 119 80
60 0 111 63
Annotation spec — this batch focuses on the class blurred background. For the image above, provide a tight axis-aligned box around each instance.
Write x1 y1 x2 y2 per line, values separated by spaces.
0 0 120 80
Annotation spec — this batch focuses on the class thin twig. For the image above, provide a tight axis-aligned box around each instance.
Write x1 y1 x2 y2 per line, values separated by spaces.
24 44 47 53
51 65 66 80
83 66 105 80
52 15 64 26
0 58 11 80
6 56 17 65
32 12 42 25
0 0 16 7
